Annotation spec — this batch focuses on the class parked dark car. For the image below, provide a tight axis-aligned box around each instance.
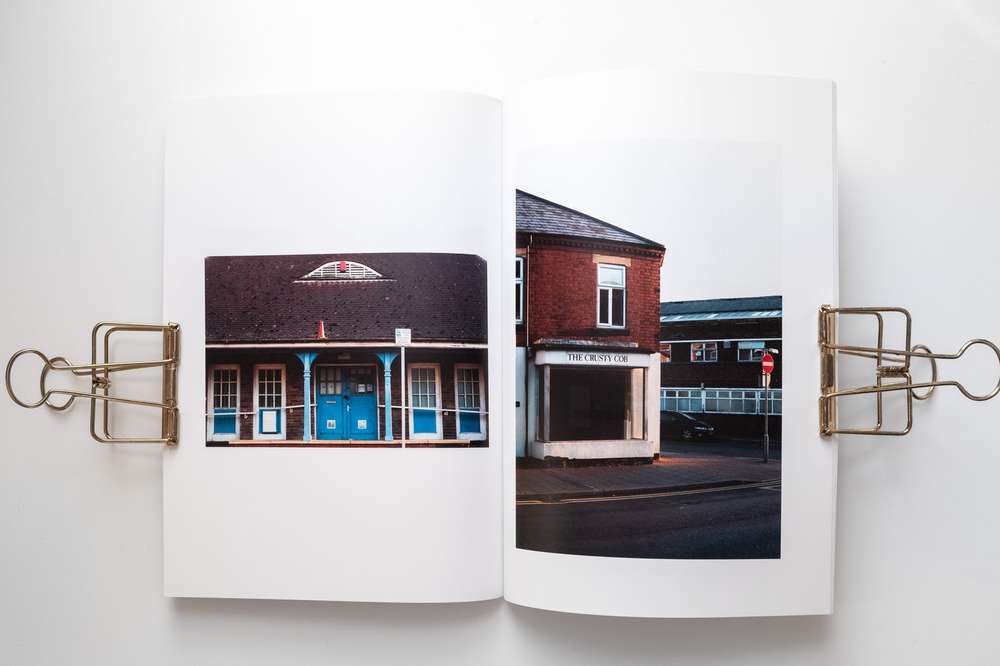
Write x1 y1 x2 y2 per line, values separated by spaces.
660 411 715 441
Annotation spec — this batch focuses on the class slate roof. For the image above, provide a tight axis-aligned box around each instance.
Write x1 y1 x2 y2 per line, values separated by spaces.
205 253 487 343
660 296 782 322
516 190 664 250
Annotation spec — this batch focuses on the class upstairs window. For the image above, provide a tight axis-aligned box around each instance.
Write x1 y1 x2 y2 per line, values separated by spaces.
659 342 672 363
597 263 626 328
299 260 383 281
738 340 767 362
691 342 719 362
515 257 524 324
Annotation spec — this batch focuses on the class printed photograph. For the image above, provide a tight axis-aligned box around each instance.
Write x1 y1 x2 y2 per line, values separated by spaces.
204 253 488 447
515 139 784 559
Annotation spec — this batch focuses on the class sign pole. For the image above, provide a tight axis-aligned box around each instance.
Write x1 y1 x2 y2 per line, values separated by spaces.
760 352 775 464
763 372 769 464
401 345 406 449
396 328 411 449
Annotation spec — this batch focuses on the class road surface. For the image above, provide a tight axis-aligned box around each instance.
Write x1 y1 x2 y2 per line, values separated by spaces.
516 483 781 559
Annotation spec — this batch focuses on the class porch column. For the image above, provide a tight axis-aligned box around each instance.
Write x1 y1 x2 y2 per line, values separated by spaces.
296 352 318 441
375 352 398 441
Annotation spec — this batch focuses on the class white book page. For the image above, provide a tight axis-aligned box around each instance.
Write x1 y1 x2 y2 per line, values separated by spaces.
163 92 503 601
502 71 838 617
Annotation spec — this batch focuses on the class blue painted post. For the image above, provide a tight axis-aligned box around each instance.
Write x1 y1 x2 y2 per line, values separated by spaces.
375 351 398 441
296 352 318 442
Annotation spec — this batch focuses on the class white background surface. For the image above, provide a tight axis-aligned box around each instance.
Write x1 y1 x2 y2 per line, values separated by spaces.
2 1 998 663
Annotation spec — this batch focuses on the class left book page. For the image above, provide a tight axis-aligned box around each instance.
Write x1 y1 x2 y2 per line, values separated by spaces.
163 92 503 601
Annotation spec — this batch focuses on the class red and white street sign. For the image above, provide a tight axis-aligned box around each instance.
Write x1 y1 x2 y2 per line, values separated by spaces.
761 353 775 375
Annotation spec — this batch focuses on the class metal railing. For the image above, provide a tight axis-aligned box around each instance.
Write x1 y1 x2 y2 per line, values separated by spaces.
660 387 782 415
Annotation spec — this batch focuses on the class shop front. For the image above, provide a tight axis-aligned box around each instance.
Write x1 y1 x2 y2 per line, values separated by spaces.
525 347 660 461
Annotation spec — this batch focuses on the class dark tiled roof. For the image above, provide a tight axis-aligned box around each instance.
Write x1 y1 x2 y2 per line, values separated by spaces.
205 253 486 343
660 295 783 317
516 191 664 249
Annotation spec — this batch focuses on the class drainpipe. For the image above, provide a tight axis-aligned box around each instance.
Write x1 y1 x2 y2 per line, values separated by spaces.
523 234 533 450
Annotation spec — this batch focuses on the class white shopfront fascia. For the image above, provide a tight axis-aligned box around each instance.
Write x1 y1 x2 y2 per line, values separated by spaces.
533 350 650 368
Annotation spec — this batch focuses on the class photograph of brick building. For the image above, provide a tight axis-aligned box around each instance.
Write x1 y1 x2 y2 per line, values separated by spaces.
659 296 782 440
514 190 665 461
204 253 488 447
514 189 782 560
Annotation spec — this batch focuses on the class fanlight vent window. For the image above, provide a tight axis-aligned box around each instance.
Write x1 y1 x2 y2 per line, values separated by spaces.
299 261 384 281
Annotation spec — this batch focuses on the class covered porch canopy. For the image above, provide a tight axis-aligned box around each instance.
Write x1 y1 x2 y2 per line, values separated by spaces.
207 341 487 443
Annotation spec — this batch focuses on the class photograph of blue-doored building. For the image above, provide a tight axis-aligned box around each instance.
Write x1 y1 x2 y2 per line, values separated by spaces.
203 253 489 447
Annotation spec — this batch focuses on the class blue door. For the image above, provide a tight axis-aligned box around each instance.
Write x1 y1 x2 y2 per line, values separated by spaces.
210 366 238 440
316 366 377 440
410 366 440 437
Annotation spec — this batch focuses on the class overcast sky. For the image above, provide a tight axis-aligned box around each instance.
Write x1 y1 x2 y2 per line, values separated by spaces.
517 138 782 304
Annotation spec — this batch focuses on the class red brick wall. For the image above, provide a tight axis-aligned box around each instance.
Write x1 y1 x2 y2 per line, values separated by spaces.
659 318 782 388
516 237 664 353
660 340 783 389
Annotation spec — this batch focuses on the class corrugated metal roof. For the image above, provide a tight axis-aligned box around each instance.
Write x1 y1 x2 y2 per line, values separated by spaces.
516 190 664 249
660 295 782 317
659 310 782 323
659 296 782 323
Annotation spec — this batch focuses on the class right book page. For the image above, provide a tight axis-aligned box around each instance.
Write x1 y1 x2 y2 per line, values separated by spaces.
503 70 838 617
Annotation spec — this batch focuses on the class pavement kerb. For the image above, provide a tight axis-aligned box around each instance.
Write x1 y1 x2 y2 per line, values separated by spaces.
516 478 780 503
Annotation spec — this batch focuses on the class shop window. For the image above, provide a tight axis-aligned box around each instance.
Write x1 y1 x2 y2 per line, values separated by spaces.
597 263 626 328
691 342 718 362
543 367 644 441
738 340 766 362
514 256 524 324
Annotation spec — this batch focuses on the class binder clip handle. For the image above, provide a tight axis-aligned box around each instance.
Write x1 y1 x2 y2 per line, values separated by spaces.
5 349 83 411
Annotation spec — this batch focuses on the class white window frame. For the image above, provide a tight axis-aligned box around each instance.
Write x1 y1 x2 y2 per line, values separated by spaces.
206 364 240 442
407 363 442 440
453 363 486 441
690 342 719 363
737 340 767 362
596 263 627 328
253 363 286 440
514 256 525 325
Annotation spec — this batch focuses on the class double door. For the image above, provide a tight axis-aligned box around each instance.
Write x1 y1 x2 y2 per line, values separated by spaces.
315 365 377 440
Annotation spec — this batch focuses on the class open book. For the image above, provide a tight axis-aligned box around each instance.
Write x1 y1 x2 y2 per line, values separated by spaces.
163 71 837 617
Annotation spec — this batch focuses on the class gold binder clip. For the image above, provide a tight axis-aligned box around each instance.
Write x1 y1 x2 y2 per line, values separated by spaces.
819 306 1000 436
5 322 180 444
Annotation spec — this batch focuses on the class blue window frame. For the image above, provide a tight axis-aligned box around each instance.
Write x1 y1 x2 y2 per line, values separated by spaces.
455 364 485 440
409 364 441 439
208 365 239 441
